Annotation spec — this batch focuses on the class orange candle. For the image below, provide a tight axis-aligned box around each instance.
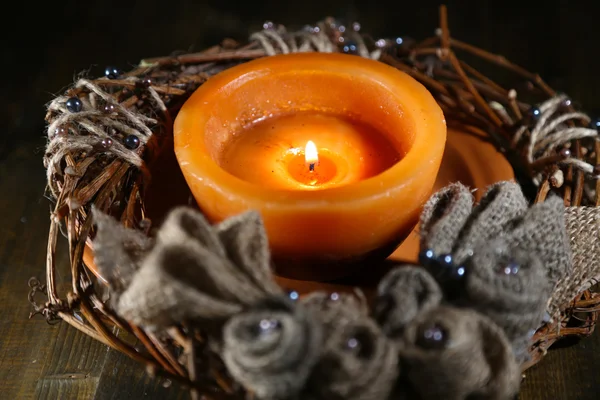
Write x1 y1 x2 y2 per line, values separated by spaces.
174 53 446 278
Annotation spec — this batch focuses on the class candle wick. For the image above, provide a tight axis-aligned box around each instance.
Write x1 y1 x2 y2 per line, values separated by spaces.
309 163 315 172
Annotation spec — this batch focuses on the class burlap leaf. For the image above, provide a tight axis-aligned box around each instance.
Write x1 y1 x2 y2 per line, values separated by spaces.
94 206 282 330
222 296 323 400
373 266 443 337
419 183 474 256
452 181 529 264
302 293 399 400
501 195 572 285
92 207 153 298
217 210 281 294
397 306 520 400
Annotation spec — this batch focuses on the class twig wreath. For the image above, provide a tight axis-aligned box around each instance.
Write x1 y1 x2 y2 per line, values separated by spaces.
30 6 600 400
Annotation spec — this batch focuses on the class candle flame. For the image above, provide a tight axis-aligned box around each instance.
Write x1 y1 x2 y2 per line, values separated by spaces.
305 140 318 165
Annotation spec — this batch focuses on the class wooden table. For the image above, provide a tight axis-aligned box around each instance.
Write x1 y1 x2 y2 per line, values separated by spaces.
3 2 600 398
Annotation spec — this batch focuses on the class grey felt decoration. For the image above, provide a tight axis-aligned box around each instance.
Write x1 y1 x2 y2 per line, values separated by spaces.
417 181 572 358
94 207 282 330
374 266 443 337
302 292 399 400
395 306 521 400
222 297 323 399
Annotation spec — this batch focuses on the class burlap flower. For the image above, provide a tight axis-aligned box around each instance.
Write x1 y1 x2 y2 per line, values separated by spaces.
222 296 323 399
302 292 399 400
93 207 282 330
417 181 571 357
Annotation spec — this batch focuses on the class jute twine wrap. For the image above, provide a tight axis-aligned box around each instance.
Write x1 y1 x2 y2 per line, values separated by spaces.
550 207 600 317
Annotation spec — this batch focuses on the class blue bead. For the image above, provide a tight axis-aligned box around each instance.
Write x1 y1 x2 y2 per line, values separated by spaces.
342 42 358 54
502 261 520 275
455 266 466 277
441 254 453 266
529 106 542 120
65 97 82 113
589 118 600 130
419 249 436 266
395 37 404 45
258 318 280 334
124 135 140 150
330 292 340 301
288 291 299 301
104 66 121 79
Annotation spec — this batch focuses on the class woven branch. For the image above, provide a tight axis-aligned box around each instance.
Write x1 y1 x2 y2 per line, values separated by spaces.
32 6 600 399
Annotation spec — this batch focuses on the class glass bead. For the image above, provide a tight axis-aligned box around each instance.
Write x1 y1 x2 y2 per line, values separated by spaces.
54 126 68 136
589 118 600 130
529 106 542 120
288 291 299 301
330 292 340 301
559 148 571 158
262 21 274 30
502 261 519 275
342 42 358 54
352 22 361 31
347 337 359 349
65 97 82 113
441 254 453 266
104 66 121 79
416 324 447 349
101 138 113 149
259 318 280 333
124 135 140 149
103 103 116 113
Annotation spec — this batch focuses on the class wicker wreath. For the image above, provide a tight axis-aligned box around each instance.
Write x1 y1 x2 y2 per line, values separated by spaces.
30 6 600 400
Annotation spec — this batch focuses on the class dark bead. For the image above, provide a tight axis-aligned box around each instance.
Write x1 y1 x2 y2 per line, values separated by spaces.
440 254 453 266
136 77 153 89
452 266 466 278
345 328 374 359
342 42 358 54
416 324 447 349
594 165 600 175
502 261 519 275
529 106 542 120
54 126 68 136
258 318 281 335
589 118 600 130
65 97 82 113
103 103 116 113
104 66 121 79
559 148 571 158
419 249 435 265
101 138 113 149
124 135 140 149
288 290 299 301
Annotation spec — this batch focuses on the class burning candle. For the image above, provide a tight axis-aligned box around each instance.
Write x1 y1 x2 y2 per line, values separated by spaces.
174 53 446 279
219 112 401 191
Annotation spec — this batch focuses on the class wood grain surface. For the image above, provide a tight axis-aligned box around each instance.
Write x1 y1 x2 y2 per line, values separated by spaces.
2 1 600 399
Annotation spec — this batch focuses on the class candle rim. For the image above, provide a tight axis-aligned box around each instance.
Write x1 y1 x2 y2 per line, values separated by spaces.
174 52 446 208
